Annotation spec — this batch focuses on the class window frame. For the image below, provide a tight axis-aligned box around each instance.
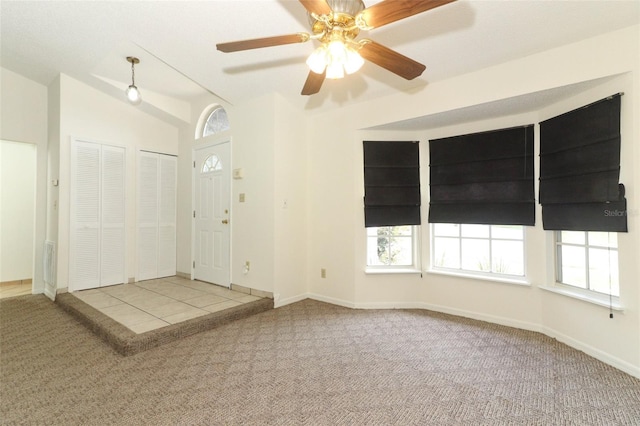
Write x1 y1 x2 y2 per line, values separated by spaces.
554 230 619 298
365 225 421 273
429 223 527 282
201 106 229 138
201 154 222 173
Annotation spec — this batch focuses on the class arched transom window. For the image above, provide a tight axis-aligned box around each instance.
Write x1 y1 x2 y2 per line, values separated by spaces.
202 106 229 137
202 154 222 173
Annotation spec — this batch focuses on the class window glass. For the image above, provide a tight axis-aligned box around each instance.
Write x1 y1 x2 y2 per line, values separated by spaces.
202 107 229 137
461 239 490 272
559 245 587 287
589 232 616 247
367 226 417 267
492 240 524 276
433 236 460 269
559 231 585 245
556 231 618 296
589 249 618 294
433 223 459 237
432 224 525 278
202 154 222 173
492 225 523 240
461 224 489 238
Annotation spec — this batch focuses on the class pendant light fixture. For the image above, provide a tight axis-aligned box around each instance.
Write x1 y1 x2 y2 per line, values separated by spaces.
125 56 142 105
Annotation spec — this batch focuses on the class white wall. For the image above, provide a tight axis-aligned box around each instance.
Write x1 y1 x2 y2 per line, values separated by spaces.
0 67 48 293
231 93 276 293
177 92 308 304
305 25 640 376
54 74 179 290
273 94 308 305
178 92 279 294
307 121 359 306
0 141 36 282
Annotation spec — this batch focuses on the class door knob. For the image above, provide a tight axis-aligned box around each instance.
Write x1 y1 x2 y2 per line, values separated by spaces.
222 219 229 224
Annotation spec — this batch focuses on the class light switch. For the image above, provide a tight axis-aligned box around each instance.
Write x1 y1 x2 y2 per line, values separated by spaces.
239 193 245 202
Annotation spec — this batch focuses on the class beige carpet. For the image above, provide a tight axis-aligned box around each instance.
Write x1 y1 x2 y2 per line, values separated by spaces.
2 294 640 425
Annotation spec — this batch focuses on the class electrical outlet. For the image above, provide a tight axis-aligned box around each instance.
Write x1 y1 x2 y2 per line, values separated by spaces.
239 193 246 203
243 261 250 274
321 268 326 278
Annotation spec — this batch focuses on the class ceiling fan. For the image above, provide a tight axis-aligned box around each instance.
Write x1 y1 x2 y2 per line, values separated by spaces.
216 0 457 95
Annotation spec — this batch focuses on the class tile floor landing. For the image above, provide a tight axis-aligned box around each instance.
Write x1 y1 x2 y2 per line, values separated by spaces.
72 276 262 334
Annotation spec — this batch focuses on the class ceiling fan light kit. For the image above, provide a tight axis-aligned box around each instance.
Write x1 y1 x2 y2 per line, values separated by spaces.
125 56 142 105
306 40 364 79
217 0 457 95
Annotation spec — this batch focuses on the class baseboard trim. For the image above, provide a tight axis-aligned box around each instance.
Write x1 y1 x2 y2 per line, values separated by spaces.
176 271 191 279
542 325 640 379
353 301 429 310
274 293 308 308
275 292 356 309
0 278 32 286
416 302 543 333
308 293 356 309
44 283 56 301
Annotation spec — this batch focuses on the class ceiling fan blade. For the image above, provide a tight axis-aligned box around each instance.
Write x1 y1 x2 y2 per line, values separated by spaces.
301 70 326 95
299 0 332 16
217 33 310 53
356 0 456 30
358 40 426 80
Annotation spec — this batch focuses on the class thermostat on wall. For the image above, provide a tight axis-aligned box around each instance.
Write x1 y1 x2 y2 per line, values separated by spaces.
233 168 244 179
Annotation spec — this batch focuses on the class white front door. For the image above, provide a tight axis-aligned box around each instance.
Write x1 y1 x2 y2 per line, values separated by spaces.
193 142 231 287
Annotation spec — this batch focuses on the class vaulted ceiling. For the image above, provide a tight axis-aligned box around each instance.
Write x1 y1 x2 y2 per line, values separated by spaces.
2 1 638 115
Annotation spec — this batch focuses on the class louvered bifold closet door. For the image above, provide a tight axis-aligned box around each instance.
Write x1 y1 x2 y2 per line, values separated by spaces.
137 151 177 281
137 152 160 281
157 155 177 278
100 146 126 286
71 142 101 291
70 140 126 291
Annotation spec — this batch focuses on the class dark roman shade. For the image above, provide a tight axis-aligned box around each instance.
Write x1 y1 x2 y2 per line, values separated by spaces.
363 141 420 228
429 125 535 225
539 94 627 232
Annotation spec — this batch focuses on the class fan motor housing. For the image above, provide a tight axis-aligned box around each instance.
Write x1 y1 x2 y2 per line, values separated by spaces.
308 0 365 40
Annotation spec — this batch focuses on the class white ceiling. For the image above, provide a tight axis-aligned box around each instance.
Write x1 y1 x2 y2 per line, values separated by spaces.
2 0 639 116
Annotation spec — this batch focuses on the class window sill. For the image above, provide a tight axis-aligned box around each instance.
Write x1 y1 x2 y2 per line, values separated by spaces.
426 269 530 287
539 285 623 312
365 267 422 275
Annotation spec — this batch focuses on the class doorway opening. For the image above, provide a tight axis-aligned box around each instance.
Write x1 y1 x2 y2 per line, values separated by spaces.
0 140 36 299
